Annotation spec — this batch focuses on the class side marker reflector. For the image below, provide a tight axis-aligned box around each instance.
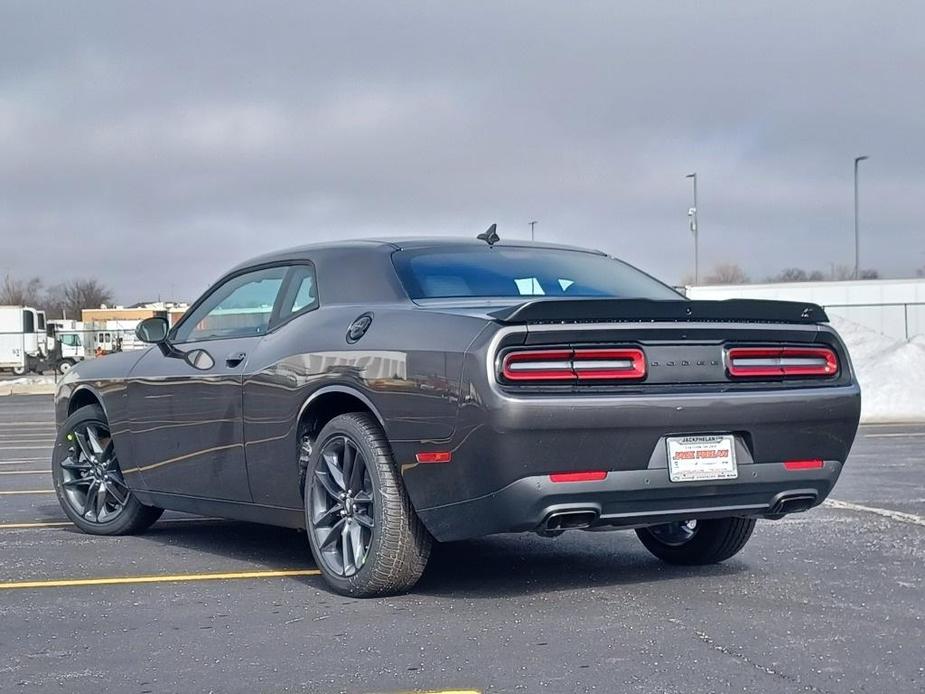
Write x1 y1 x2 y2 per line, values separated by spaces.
784 459 824 470
549 471 608 483
416 451 452 464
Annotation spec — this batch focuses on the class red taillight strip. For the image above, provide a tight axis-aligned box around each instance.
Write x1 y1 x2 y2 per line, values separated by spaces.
549 471 608 483
573 348 647 380
726 346 838 378
502 349 574 381
501 348 646 382
784 459 824 470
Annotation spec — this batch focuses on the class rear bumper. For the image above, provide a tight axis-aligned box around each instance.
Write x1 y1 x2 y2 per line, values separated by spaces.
418 461 842 542
398 381 860 508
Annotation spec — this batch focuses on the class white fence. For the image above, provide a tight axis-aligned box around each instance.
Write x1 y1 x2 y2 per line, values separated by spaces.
685 278 925 341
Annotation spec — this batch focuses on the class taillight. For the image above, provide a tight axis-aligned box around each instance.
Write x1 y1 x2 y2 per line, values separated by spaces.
502 350 574 381
726 346 838 378
501 348 646 382
572 349 647 380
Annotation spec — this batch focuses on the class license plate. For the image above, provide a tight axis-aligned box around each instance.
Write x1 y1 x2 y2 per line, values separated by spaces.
666 434 738 482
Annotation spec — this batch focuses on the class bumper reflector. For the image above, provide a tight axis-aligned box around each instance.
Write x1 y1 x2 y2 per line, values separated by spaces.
549 471 608 483
416 451 452 464
783 459 824 470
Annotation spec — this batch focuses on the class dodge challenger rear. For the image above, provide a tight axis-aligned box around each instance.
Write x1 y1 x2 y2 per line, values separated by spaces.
389 243 860 563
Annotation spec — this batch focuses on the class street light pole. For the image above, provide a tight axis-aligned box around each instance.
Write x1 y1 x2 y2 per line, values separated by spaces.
529 220 538 241
853 156 869 280
686 173 699 284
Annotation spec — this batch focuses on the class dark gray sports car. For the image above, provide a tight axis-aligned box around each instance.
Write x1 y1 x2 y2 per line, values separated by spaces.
53 235 861 596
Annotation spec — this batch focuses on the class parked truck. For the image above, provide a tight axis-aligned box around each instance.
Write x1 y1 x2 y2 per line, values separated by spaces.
46 320 87 374
0 306 43 375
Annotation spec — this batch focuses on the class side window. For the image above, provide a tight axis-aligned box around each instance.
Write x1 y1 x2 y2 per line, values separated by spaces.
174 266 288 342
275 264 319 323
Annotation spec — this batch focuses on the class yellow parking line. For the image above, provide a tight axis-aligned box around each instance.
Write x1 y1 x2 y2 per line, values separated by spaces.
0 517 225 530
0 489 55 495
0 521 72 529
0 569 321 590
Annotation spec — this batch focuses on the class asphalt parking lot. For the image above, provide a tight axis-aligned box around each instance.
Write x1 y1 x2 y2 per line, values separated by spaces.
0 395 922 693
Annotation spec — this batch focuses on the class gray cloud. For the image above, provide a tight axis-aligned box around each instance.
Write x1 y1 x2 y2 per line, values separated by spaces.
1 1 923 302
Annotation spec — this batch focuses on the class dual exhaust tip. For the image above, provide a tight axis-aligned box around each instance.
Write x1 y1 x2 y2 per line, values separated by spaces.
544 509 599 532
769 493 817 515
543 493 819 533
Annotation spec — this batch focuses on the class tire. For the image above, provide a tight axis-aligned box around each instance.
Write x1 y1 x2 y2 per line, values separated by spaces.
304 412 431 597
52 404 163 535
11 365 26 376
56 359 76 375
635 517 756 565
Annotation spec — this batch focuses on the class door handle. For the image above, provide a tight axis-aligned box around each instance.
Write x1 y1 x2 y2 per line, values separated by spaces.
225 351 247 367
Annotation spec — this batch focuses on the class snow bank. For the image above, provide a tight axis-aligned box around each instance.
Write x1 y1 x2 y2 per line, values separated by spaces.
3 374 57 386
830 317 925 423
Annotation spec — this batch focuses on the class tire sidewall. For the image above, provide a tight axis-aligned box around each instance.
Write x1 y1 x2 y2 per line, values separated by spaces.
304 415 391 595
53 405 149 535
637 517 755 565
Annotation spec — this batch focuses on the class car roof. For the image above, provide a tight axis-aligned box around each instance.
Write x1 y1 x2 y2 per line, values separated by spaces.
218 237 614 308
233 236 607 270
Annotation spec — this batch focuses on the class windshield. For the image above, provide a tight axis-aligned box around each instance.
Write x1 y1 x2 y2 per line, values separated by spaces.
392 246 681 300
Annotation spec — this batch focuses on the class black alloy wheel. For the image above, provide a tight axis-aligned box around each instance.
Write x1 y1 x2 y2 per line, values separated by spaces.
52 405 163 535
309 434 375 577
304 413 431 597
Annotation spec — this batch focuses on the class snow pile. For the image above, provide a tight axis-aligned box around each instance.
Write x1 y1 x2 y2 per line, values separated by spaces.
3 374 57 386
830 317 925 423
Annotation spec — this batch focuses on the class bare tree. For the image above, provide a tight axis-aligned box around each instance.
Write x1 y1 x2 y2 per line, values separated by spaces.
0 274 43 306
766 268 828 283
859 268 880 280
704 263 749 285
768 268 808 283
45 279 113 320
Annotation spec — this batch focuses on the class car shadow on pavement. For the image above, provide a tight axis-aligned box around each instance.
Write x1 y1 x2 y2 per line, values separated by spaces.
415 531 746 599
124 519 316 570
59 518 745 597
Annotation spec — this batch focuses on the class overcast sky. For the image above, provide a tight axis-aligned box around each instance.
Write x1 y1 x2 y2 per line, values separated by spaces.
1 2 923 303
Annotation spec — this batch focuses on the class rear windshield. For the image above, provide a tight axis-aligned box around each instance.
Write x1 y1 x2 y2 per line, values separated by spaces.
392 246 681 300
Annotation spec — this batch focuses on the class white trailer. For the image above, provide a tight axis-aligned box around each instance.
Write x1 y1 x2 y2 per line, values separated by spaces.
0 306 43 375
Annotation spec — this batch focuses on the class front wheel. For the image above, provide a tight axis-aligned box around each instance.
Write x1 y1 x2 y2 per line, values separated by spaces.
304 412 431 597
52 404 163 535
635 517 756 565
11 365 26 376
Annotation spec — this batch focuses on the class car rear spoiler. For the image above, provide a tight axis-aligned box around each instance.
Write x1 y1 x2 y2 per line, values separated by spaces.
488 298 829 325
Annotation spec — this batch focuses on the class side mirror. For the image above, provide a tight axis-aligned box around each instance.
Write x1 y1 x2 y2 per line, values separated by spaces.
184 348 215 371
135 317 169 344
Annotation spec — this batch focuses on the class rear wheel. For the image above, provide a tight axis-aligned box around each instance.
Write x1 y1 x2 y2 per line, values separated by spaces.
635 517 756 565
304 413 431 597
11 365 26 376
52 404 163 535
